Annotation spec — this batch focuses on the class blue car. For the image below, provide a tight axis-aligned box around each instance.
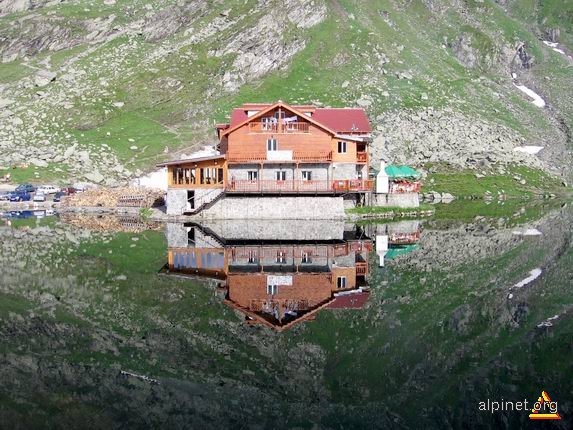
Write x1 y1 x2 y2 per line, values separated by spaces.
15 184 36 193
9 192 31 202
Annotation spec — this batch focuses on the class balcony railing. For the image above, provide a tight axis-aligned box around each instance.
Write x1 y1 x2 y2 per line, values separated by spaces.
248 121 310 133
389 181 421 193
332 179 374 192
227 151 332 163
226 179 374 193
356 152 368 163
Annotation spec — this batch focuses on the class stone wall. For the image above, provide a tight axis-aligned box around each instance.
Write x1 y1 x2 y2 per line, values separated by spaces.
198 196 345 219
202 220 346 241
166 189 188 215
372 192 420 208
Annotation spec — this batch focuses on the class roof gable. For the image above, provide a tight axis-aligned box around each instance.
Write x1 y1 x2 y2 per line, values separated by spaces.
221 102 338 137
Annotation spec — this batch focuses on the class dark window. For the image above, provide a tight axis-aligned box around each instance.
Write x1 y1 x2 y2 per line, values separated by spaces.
248 171 258 181
302 171 312 181
267 138 278 151
337 276 347 289
337 141 347 153
276 171 286 181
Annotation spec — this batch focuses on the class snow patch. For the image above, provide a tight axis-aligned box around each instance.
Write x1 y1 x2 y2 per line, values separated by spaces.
513 146 544 155
537 314 559 328
512 268 542 289
513 83 546 108
543 41 566 55
512 228 542 236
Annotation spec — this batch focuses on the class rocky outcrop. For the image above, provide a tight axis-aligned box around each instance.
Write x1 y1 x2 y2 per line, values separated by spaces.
371 107 541 169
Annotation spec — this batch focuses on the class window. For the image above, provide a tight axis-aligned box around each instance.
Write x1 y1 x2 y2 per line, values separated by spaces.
187 190 195 209
267 285 278 295
217 168 224 184
337 276 347 289
247 250 258 264
267 138 278 151
262 117 275 131
276 251 286 264
302 171 312 181
276 171 286 181
337 141 347 153
248 170 258 181
301 252 312 264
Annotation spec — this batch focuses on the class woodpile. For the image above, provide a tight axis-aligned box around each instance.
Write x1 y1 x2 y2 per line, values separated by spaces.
59 214 162 233
63 187 165 208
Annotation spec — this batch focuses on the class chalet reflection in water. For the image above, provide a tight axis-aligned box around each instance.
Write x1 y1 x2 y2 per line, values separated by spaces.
163 221 374 331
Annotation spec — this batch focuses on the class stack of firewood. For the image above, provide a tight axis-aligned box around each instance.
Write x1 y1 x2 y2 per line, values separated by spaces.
62 187 165 208
60 214 162 232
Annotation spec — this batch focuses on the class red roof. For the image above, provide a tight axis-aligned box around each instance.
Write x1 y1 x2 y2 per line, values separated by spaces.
227 104 371 134
326 291 370 309
313 108 371 134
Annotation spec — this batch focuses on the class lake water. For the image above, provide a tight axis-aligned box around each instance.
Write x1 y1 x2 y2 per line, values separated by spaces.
0 202 571 429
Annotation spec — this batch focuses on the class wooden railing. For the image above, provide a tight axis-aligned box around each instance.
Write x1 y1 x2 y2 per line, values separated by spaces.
227 151 332 163
356 152 368 163
356 262 368 276
292 151 332 162
248 122 310 133
389 181 421 193
227 180 333 193
226 179 374 193
332 179 374 192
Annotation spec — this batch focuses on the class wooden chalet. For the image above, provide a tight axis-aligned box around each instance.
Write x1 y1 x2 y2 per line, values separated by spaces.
162 224 372 331
158 101 374 214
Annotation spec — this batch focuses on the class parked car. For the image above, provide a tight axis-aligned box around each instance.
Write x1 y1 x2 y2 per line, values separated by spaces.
33 191 46 202
61 187 77 194
9 192 31 202
36 185 61 194
53 191 66 202
0 192 10 201
15 184 36 193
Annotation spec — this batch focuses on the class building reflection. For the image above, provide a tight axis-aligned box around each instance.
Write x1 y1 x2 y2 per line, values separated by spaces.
163 221 372 331
372 220 422 267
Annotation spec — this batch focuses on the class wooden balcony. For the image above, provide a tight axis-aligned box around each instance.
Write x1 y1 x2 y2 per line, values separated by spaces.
248 121 310 134
356 152 368 163
226 179 374 194
227 151 332 163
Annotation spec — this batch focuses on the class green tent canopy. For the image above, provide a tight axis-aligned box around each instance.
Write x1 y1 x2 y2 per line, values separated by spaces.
385 244 418 260
384 165 421 179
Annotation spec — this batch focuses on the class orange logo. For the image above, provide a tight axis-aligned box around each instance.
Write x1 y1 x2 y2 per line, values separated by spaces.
529 391 561 420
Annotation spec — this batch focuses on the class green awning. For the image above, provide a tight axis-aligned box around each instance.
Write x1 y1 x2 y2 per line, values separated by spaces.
385 244 418 260
384 165 421 179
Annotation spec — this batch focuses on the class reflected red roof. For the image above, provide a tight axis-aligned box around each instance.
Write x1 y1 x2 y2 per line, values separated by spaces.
326 291 370 309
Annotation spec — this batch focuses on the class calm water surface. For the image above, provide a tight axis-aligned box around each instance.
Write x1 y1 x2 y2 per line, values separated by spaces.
0 203 571 429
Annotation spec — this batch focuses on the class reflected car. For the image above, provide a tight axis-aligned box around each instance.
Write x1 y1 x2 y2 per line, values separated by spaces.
53 191 66 202
15 184 36 193
0 192 10 201
61 187 76 194
33 192 46 202
36 185 60 194
9 192 31 202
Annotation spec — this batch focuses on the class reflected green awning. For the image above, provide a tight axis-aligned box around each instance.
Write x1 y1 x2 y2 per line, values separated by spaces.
385 244 418 260
385 165 421 179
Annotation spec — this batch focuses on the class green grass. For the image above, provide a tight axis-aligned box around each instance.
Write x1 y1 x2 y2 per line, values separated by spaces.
423 165 567 198
0 164 70 185
346 203 433 215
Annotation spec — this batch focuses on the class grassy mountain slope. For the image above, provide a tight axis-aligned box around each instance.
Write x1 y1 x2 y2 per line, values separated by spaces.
0 0 571 186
